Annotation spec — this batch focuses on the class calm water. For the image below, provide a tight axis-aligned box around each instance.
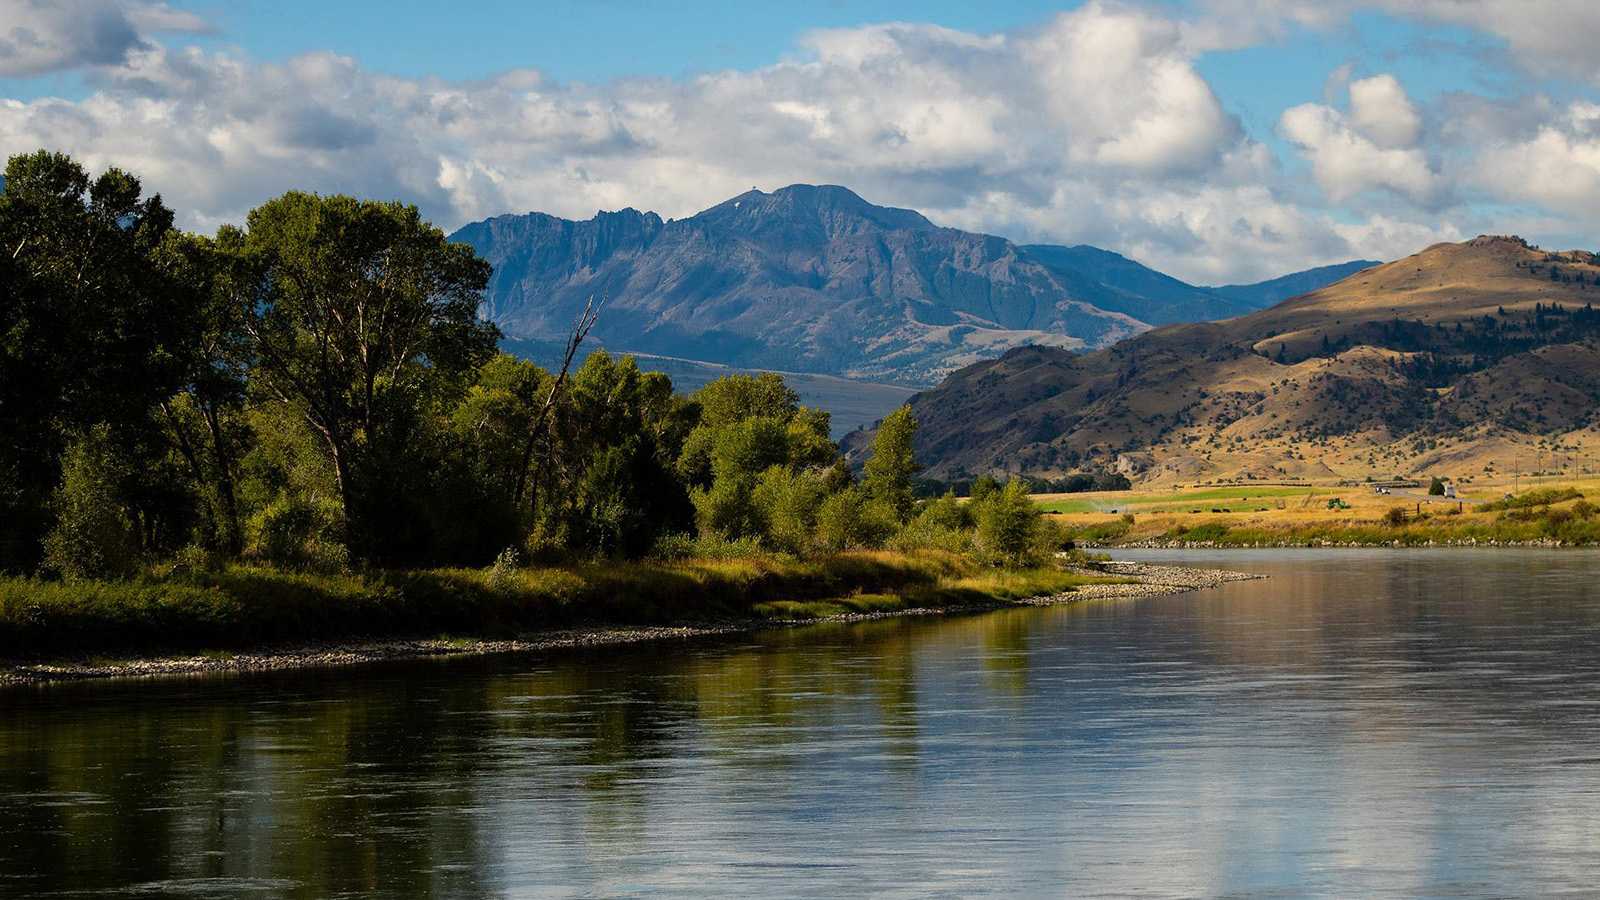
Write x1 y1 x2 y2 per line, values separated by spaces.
4 549 1600 899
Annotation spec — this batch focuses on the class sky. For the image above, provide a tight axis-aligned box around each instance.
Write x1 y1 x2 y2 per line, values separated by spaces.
3 0 1599 284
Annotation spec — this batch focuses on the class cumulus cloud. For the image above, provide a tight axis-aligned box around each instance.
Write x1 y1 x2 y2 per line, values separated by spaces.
1190 0 1600 84
1279 74 1450 209
0 1 1463 282
0 0 208 77
1473 101 1600 216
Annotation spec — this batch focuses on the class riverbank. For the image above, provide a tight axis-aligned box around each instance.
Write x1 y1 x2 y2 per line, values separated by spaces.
0 560 1258 685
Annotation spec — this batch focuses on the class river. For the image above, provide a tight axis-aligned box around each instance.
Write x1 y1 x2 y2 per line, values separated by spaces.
3 549 1599 898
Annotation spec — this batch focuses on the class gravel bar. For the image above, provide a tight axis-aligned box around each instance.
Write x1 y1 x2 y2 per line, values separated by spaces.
0 560 1262 686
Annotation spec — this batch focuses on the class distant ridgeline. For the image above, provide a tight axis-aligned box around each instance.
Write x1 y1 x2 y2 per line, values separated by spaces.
846 236 1600 485
452 184 1376 387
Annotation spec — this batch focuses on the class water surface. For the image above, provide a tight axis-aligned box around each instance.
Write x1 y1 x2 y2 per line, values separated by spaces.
3 549 1600 898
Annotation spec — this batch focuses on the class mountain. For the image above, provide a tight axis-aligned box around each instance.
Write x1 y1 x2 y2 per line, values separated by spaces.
453 184 1376 386
848 236 1600 483
454 185 1143 386
1210 259 1381 310
1020 244 1257 324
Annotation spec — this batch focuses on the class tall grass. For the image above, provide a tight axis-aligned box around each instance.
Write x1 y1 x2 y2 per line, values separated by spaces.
0 551 1096 660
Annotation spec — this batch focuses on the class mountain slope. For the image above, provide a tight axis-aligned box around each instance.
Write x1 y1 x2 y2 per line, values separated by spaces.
455 185 1144 385
1210 259 1381 310
853 236 1600 482
1021 244 1258 324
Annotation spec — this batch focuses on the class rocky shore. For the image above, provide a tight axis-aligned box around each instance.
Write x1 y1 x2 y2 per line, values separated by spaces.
0 560 1261 686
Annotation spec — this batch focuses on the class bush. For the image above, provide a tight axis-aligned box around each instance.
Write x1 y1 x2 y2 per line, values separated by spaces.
751 467 826 553
1383 506 1408 527
1481 487 1583 512
42 431 139 581
973 480 1040 566
1429 477 1447 496
691 475 765 541
246 493 347 573
817 489 897 551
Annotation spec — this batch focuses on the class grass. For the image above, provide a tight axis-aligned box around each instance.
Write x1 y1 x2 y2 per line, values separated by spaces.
750 567 1114 619
0 551 1098 661
1044 481 1600 548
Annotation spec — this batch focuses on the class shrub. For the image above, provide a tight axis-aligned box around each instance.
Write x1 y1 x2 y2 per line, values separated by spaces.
817 489 897 551
1383 506 1408 527
973 480 1040 566
692 475 765 540
1481 487 1583 512
488 547 522 590
751 466 826 553
246 493 347 573
42 431 139 581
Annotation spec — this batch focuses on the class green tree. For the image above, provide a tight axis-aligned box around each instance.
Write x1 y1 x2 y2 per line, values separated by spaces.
42 429 139 580
241 192 497 563
0 151 195 571
862 406 920 522
974 480 1040 566
1428 477 1447 496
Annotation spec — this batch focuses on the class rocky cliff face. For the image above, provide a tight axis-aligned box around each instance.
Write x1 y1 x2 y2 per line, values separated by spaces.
454 185 1146 385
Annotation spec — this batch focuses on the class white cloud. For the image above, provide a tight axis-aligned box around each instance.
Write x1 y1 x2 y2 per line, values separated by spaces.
0 0 207 77
1473 101 1600 216
0 2 1474 283
1279 74 1450 209
1191 0 1600 84
1348 74 1423 149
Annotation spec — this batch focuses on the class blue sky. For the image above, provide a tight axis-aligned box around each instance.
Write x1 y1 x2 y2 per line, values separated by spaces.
3 0 1599 282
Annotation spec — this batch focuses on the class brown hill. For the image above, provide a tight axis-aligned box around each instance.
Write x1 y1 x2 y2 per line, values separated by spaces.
847 236 1600 483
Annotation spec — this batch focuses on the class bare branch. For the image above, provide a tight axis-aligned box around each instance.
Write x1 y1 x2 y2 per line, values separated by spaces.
512 286 607 506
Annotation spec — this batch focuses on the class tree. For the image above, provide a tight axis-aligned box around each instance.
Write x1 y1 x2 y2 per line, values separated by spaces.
1428 477 1447 496
862 406 920 522
241 193 497 562
0 151 193 570
974 480 1040 566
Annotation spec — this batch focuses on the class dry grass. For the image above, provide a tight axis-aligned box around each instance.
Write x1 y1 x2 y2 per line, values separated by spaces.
1043 477 1600 546
0 551 1094 660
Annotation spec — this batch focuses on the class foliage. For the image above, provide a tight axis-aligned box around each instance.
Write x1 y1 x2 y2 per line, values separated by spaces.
972 479 1043 566
0 149 1099 661
1480 487 1584 511
861 406 920 522
41 430 139 581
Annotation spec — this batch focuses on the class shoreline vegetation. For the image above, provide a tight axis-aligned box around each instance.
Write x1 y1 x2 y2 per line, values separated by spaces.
0 559 1257 685
0 151 1129 676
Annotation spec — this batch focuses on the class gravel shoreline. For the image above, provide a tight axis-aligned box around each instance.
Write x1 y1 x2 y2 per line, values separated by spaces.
0 560 1261 686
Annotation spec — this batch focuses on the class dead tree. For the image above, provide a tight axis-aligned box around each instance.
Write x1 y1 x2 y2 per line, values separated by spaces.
512 289 606 506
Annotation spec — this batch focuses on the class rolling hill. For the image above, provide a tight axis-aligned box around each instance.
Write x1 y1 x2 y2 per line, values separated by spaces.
453 184 1374 387
849 236 1600 483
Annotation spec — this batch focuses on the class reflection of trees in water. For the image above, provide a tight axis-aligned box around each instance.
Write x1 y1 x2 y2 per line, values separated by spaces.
16 563 1594 898
0 670 506 898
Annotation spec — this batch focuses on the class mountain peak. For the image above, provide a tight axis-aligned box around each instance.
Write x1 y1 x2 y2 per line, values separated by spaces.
689 183 936 240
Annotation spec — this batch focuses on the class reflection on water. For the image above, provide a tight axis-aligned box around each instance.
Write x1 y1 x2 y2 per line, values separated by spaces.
3 549 1600 898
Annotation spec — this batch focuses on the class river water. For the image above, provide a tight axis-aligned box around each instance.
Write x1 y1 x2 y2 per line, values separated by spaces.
3 549 1600 899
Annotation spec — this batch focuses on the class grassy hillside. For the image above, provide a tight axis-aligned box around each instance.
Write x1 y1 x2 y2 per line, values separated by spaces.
860 236 1600 484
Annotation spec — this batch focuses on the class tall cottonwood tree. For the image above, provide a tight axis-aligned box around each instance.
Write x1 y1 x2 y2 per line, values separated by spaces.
241 192 497 561
0 152 191 569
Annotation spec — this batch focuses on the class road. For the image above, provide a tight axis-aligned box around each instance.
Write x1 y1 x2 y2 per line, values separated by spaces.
1382 490 1490 505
